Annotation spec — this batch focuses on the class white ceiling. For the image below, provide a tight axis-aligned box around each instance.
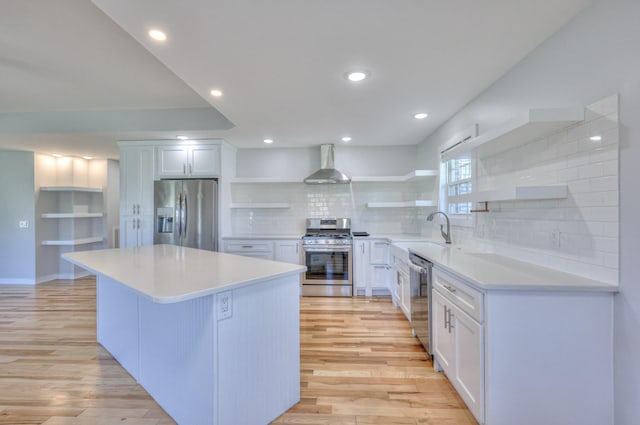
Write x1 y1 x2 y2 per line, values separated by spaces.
0 0 592 159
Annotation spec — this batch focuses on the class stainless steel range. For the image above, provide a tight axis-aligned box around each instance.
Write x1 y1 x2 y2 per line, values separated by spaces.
301 218 353 296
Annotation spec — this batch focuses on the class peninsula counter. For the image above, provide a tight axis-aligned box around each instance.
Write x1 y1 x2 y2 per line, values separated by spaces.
64 244 307 425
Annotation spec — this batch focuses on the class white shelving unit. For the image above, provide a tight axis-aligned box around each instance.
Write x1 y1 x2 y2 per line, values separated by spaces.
472 185 568 203
442 107 584 159
230 177 302 184
41 237 104 246
229 203 291 209
367 200 436 208
39 186 105 248
42 212 104 218
352 169 438 182
40 186 103 193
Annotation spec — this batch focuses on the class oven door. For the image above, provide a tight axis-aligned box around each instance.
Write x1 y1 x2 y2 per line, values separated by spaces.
302 245 352 286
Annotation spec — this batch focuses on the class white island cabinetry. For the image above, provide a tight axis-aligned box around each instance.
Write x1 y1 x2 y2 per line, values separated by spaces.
63 245 305 425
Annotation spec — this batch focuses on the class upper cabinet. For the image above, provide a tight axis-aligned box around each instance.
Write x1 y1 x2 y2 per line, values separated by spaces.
157 144 220 178
120 145 155 217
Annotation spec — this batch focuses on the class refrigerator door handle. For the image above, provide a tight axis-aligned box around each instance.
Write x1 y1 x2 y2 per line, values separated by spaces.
183 192 188 236
177 192 183 238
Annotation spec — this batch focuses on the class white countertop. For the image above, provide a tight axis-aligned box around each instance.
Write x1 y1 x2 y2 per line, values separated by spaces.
63 245 307 304
222 235 302 240
399 242 617 292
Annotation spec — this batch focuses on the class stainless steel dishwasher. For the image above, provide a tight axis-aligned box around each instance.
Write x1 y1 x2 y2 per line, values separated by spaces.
408 252 433 355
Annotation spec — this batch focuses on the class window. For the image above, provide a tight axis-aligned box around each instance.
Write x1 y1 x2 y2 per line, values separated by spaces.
445 157 473 215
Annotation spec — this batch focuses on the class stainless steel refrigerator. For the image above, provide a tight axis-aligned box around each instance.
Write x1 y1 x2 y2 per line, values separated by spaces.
153 179 218 251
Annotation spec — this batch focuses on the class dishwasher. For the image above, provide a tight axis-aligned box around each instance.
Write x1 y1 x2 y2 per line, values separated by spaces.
408 252 433 355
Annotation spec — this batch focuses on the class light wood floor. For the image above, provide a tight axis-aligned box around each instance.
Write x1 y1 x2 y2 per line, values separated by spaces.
0 279 476 425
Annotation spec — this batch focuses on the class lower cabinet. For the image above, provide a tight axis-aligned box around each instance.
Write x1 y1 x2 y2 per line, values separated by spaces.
223 239 274 260
121 215 153 248
274 240 302 264
432 290 483 420
432 265 615 425
353 239 391 296
222 238 302 264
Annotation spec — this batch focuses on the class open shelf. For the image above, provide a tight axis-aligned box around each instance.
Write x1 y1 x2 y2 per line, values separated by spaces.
472 185 568 203
41 212 104 218
40 186 103 193
230 177 301 184
351 169 438 183
367 200 436 208
229 203 291 209
41 237 104 246
442 107 584 159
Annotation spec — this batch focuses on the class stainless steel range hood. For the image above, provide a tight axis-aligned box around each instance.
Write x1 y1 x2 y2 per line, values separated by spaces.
304 144 351 184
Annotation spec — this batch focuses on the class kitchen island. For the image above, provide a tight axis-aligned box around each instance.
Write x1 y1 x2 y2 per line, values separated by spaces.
63 244 306 425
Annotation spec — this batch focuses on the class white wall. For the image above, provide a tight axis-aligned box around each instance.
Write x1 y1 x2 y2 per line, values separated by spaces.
418 1 639 422
0 151 36 283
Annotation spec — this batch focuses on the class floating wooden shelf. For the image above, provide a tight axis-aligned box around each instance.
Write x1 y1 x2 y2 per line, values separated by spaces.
367 200 436 208
472 185 568 203
41 237 103 246
229 203 291 209
41 212 104 218
40 186 103 193
351 170 438 183
442 107 584 159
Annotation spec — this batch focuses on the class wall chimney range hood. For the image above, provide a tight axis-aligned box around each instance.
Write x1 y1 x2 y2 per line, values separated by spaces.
304 144 351 184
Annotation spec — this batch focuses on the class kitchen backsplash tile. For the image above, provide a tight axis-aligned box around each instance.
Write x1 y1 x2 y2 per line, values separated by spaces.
230 181 436 236
433 94 619 284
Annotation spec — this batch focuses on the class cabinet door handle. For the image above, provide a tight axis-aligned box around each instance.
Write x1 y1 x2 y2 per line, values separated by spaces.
444 306 449 330
448 311 455 333
132 219 136 230
296 243 299 254
137 204 140 215
183 163 186 174
133 204 136 215
361 243 365 254
189 163 192 174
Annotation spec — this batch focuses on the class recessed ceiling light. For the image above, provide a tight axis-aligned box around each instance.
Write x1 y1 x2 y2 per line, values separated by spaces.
210 89 223 97
341 136 352 142
148 29 167 42
263 139 274 144
347 71 368 82
177 135 188 140
83 156 93 160
589 135 602 141
414 112 429 120
52 153 62 158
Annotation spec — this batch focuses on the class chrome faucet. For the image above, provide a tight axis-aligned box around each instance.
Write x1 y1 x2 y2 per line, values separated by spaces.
427 211 452 244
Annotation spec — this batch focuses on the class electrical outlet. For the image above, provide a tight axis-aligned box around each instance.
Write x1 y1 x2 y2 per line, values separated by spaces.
217 291 233 320
19 220 29 229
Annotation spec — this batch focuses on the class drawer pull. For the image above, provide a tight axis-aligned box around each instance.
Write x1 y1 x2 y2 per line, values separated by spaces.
444 284 457 293
241 245 253 249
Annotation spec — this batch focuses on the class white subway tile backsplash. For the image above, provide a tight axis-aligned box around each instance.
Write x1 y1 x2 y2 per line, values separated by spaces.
444 94 619 284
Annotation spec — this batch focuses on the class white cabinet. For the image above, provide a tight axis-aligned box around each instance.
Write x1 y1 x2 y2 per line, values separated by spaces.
398 269 411 319
275 240 301 264
157 145 220 178
432 275 484 421
223 239 275 260
353 239 391 296
120 146 155 248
